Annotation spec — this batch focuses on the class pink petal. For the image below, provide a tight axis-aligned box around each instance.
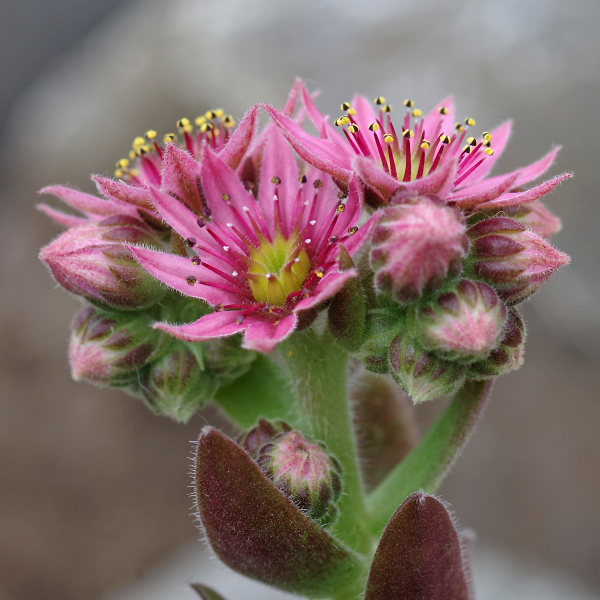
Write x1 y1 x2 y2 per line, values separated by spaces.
393 155 460 201
350 94 380 158
513 146 561 187
326 175 363 241
422 97 455 139
156 311 247 342
36 204 91 227
39 185 138 218
160 144 203 214
282 78 303 116
127 244 245 305
353 155 401 201
295 270 357 311
263 105 352 182
457 120 512 186
451 172 520 209
477 172 572 210
243 314 297 353
257 126 300 236
93 176 153 209
219 104 259 171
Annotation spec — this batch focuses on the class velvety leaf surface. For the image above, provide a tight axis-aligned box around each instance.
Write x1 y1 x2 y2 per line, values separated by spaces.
195 428 364 596
364 492 473 600
190 583 228 600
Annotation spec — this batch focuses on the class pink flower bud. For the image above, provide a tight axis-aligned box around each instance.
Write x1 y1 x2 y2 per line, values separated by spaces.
467 217 569 305
257 430 342 526
413 280 507 362
500 200 562 239
39 215 166 310
389 333 466 403
143 343 218 423
69 306 161 386
370 199 468 303
237 419 292 459
468 307 526 379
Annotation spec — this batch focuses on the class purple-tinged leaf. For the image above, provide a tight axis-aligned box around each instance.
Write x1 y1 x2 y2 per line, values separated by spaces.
364 492 474 600
195 427 364 596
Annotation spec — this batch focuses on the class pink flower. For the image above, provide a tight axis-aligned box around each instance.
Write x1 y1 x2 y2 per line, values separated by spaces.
128 127 373 353
264 82 571 211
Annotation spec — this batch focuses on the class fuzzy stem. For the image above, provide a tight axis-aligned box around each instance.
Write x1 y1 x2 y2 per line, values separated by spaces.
280 328 371 554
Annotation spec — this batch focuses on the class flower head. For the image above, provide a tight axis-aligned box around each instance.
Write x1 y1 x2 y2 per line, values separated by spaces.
128 127 372 353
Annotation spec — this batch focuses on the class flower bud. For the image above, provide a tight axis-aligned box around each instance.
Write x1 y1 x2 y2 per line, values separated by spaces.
257 430 342 526
412 280 507 363
357 307 406 374
142 342 218 422
39 215 165 310
467 217 569 305
499 200 562 239
237 419 292 459
69 305 161 386
203 335 257 386
468 307 526 380
389 332 466 403
370 199 468 303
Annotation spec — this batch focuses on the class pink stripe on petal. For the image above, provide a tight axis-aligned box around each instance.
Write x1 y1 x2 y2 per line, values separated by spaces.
451 172 520 209
353 155 401 201
513 146 561 187
156 311 247 342
93 176 153 209
477 173 572 210
394 155 459 201
219 104 259 170
127 245 244 305
39 185 138 218
160 144 203 214
457 120 512 186
295 270 357 311
242 314 297 353
36 204 92 227
263 105 352 182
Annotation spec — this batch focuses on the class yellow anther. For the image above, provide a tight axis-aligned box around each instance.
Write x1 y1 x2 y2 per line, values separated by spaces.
462 145 472 154
177 118 190 128
180 124 193 133
116 158 129 168
336 203 346 212
484 147 495 156
129 168 139 176
132 136 145 149
145 130 157 140
382 104 393 113
114 169 124 178
347 108 356 115
403 99 414 108
368 122 380 131
129 150 136 160
222 115 235 127
195 116 207 126
340 116 350 125
402 129 414 139
482 139 491 147
221 193 230 201
383 134 394 143
213 108 224 118
200 122 214 133
163 133 177 143
348 124 360 133
454 122 464 132
139 145 150 155
464 117 476 126
315 268 324 278
348 226 358 235
467 136 477 146
374 96 386 105
334 118 343 127
341 102 351 111
412 108 423 117
440 134 451 144
438 106 449 115
483 131 492 141
420 140 430 150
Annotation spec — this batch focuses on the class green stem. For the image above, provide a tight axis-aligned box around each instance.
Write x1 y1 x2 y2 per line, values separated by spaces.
367 379 493 534
280 328 371 554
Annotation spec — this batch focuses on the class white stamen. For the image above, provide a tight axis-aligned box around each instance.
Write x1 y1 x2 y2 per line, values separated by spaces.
232 271 238 276
223 246 229 251
273 195 278 201
304 200 309 206
226 223 233 227
243 206 250 212
309 220 316 225
294 257 300 262
305 238 311 244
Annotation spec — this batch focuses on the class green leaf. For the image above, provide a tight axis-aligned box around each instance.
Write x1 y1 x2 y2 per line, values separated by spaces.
367 380 492 533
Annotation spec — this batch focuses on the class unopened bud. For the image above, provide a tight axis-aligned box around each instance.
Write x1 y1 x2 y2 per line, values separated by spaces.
495 200 562 239
237 419 292 459
39 215 165 310
203 335 257 386
467 217 569 305
143 342 218 422
356 308 405 374
69 305 161 386
389 332 466 403
468 307 526 379
370 199 468 303
412 280 507 363
257 430 342 526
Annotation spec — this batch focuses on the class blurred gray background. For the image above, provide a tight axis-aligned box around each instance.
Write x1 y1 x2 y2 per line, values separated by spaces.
0 0 599 599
